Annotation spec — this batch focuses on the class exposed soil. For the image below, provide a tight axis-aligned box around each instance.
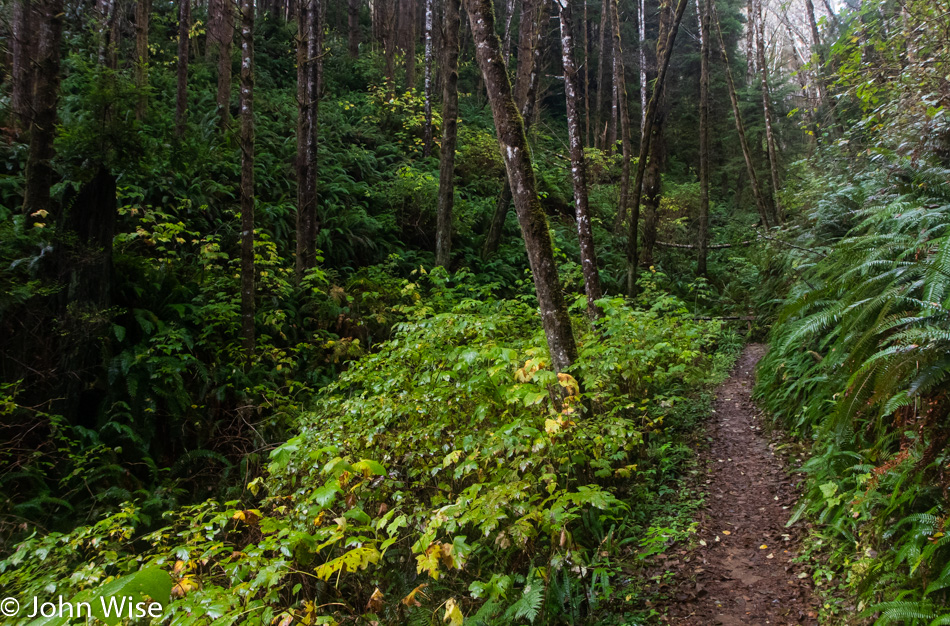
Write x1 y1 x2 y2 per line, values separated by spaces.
658 344 820 625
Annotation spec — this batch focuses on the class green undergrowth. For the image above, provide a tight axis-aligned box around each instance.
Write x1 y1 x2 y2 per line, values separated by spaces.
756 159 950 625
1 273 741 625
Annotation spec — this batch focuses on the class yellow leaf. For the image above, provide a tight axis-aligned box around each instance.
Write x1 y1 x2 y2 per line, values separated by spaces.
545 419 561 434
171 576 198 598
401 583 428 607
721 530 731 535
759 544 768 549
365 587 385 613
443 598 463 626
416 543 442 579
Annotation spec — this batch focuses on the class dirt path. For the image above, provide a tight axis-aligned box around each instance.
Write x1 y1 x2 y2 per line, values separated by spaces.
659 344 820 625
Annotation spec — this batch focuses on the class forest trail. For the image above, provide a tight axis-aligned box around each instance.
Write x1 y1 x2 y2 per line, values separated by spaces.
659 344 821 625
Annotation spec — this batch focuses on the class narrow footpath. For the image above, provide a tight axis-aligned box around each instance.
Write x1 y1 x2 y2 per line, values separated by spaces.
659 344 821 625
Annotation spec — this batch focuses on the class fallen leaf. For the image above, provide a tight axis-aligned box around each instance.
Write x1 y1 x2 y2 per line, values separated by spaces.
366 587 385 612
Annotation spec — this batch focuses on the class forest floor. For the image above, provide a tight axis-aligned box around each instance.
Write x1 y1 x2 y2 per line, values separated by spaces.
655 344 822 625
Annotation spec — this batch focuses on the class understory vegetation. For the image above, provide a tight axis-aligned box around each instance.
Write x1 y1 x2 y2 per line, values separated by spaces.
755 1 950 622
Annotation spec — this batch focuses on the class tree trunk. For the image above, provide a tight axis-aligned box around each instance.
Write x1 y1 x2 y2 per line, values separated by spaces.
435 0 460 267
804 0 833 127
423 0 435 157
22 0 64 220
696 0 710 275
296 0 319 279
583 0 590 147
348 0 360 57
400 0 417 89
240 0 256 360
625 0 689 296
638 0 647 135
210 0 234 126
482 0 545 260
135 0 151 120
11 0 37 133
745 0 755 82
594 0 611 150
176 0 191 138
557 0 603 319
501 0 517 62
383 0 397 90
464 0 578 372
712 0 771 229
610 0 633 230
754 0 781 224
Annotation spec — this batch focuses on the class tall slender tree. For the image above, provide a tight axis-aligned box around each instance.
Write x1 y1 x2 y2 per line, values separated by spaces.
296 0 319 279
556 0 603 319
239 0 256 360
463 0 578 372
435 0 460 267
176 0 191 138
11 0 36 133
712 0 771 229
135 0 151 120
423 0 435 157
400 0 417 89
501 0 518 62
610 0 634 230
348 0 360 57
481 0 545 259
625 0 689 296
639 0 647 134
754 0 781 223
696 0 710 274
595 0 612 149
209 0 235 126
22 0 64 219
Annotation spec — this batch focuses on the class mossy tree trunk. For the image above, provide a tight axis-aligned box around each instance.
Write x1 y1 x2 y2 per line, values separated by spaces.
463 0 578 372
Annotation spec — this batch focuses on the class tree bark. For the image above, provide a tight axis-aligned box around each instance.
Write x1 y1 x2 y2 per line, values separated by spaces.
348 0 360 57
482 0 545 259
464 0 578 372
210 0 235 126
423 0 435 156
22 0 64 220
240 0 256 360
176 0 191 138
638 0 647 135
610 0 633 231
435 0 460 267
557 0 603 319
296 0 319 279
583 0 591 147
712 0 771 229
625 0 689 296
11 0 37 133
754 0 781 224
745 0 755 82
135 0 151 120
501 0 517 62
400 0 417 89
696 0 710 275
382 0 397 90
594 0 611 150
